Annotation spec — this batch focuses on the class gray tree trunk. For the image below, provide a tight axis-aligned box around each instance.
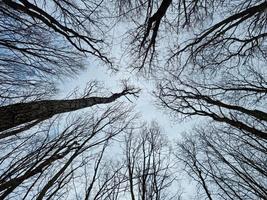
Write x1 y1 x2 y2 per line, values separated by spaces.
0 90 130 133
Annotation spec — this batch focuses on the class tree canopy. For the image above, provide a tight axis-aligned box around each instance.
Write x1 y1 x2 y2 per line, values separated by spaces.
0 0 266 199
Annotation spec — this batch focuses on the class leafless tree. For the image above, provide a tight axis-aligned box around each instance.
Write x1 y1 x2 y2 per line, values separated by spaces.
0 82 140 138
0 102 135 200
69 122 182 200
0 2 147 199
0 112 185 199
156 66 267 140
118 0 266 73
176 123 267 200
122 122 180 200
124 2 267 198
155 67 267 197
3 1 267 199
0 0 115 105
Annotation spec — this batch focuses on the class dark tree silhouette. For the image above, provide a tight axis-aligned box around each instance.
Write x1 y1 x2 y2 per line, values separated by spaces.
123 122 180 200
2 0 110 60
1 0 267 199
130 1 267 199
176 124 267 200
0 103 135 199
0 84 139 137
156 65 267 140
120 0 267 73
0 0 113 105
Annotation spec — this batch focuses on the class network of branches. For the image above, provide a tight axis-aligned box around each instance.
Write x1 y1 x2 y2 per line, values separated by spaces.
0 0 266 199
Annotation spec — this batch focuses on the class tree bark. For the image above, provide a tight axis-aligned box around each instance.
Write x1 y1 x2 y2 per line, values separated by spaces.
0 90 131 133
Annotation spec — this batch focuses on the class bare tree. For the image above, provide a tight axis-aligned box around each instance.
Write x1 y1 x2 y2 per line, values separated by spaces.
176 123 267 200
0 115 184 199
67 122 182 200
123 122 180 200
0 2 146 199
3 1 267 199
0 102 135 200
118 0 267 73
0 0 114 105
0 83 139 138
156 66 267 140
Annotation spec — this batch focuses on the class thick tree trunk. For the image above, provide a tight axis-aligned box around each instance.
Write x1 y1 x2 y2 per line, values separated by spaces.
0 91 129 133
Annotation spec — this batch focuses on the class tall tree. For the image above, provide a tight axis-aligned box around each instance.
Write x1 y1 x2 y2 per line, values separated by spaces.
1 0 267 199
0 102 135 199
156 70 267 140
0 83 139 138
123 122 180 200
0 0 113 105
71 122 181 200
176 124 267 200
119 0 267 73
119 0 267 199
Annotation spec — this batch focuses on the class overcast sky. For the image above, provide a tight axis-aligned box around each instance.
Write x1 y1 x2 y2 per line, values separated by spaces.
54 20 201 199
58 59 196 138
56 20 198 141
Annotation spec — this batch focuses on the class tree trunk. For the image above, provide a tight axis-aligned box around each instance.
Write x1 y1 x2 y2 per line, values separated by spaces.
0 90 129 133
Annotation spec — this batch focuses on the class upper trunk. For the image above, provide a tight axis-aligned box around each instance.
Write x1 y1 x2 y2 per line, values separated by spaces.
0 89 133 134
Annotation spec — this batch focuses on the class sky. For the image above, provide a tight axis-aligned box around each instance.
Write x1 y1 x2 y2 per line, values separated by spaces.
2 1 265 199
56 19 198 141
56 56 199 199
55 15 201 199
57 59 196 140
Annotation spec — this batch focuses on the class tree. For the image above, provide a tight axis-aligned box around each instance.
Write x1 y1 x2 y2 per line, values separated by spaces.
0 83 139 138
0 112 185 199
0 2 145 199
0 0 141 164
138 1 267 198
0 0 113 105
154 40 267 198
0 102 135 199
175 124 267 200
122 122 180 200
120 0 267 73
2 0 267 199
117 1 267 137
156 70 267 140
72 122 181 200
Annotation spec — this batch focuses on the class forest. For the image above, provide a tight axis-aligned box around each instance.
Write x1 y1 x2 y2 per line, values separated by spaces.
0 0 266 199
